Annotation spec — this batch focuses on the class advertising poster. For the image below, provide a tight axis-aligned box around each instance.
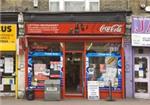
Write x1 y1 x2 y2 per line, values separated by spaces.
0 84 3 91
34 64 49 81
4 57 14 73
0 24 17 51
0 59 4 67
99 64 106 73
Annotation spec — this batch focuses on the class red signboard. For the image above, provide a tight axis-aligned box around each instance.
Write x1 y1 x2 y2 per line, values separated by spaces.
25 22 125 35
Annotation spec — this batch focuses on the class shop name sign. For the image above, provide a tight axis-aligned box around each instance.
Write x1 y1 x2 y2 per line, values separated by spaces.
132 17 150 46
25 22 125 35
132 17 150 34
0 24 17 51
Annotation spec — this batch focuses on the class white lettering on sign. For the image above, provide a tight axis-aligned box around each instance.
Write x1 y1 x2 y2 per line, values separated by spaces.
99 24 122 33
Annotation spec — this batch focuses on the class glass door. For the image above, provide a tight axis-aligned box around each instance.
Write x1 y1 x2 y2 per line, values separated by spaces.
65 52 83 95
64 42 84 96
134 55 150 99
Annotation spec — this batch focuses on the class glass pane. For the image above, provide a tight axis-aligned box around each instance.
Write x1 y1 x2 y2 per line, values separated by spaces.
86 42 121 53
65 42 84 51
89 2 99 11
28 41 62 52
65 52 83 93
49 2 59 12
65 1 85 12
135 82 148 93
134 57 148 78
86 42 122 90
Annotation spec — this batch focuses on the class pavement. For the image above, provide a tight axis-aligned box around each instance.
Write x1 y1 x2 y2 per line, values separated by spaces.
1 97 150 105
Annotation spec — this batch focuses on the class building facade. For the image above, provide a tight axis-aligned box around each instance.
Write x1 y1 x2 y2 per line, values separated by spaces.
1 0 150 99
23 12 128 99
0 12 18 97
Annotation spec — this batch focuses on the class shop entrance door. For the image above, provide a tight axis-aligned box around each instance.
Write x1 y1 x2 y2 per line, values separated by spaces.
134 55 150 99
65 52 84 96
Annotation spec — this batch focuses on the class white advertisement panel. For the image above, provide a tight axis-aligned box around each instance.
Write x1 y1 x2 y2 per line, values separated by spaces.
87 81 99 100
132 34 150 46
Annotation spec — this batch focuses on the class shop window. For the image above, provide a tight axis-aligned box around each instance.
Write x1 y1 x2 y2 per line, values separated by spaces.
28 41 62 52
65 42 84 51
86 42 120 53
86 42 122 91
27 41 63 89
134 57 147 78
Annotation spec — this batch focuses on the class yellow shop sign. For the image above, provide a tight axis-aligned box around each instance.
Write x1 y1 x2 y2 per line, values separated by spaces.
0 24 17 51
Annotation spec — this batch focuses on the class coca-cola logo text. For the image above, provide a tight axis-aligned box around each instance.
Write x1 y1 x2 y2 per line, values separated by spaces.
99 24 123 33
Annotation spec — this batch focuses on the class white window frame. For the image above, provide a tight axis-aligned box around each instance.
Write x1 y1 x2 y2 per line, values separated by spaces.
85 0 100 11
49 0 100 12
49 0 60 12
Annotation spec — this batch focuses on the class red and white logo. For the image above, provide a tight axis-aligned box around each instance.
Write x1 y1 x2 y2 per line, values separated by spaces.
99 24 123 33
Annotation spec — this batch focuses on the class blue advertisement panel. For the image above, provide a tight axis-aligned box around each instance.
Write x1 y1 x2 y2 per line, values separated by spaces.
28 52 63 89
86 53 122 91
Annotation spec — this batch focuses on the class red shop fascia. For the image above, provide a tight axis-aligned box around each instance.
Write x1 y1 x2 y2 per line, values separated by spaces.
23 12 127 99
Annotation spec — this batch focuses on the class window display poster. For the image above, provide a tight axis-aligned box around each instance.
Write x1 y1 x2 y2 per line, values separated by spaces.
0 68 4 72
50 61 61 71
0 84 3 91
2 78 14 85
99 64 106 73
11 84 15 91
135 64 140 71
33 64 49 81
4 57 14 73
139 70 144 78
87 81 99 100
105 57 117 68
0 59 4 67
34 64 46 73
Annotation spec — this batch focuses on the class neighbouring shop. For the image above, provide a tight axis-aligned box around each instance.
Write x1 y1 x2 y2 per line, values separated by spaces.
132 17 150 99
24 12 127 99
0 22 17 96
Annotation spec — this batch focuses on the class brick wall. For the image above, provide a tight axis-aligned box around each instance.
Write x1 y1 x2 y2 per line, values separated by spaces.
100 0 129 11
0 0 49 12
1 0 129 12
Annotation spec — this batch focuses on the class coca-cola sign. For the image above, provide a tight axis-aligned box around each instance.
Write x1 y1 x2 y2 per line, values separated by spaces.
99 24 123 33
25 22 125 35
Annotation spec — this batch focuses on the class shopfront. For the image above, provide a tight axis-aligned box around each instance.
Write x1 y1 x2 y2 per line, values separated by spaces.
132 17 150 99
24 12 126 99
0 23 17 96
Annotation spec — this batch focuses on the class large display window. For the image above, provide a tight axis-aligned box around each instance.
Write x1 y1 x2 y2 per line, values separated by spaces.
86 42 122 91
27 41 63 90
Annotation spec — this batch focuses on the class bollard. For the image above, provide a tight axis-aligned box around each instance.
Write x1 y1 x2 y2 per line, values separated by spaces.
106 80 115 101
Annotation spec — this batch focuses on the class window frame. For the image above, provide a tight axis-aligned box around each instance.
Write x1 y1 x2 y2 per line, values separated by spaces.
49 0 100 12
